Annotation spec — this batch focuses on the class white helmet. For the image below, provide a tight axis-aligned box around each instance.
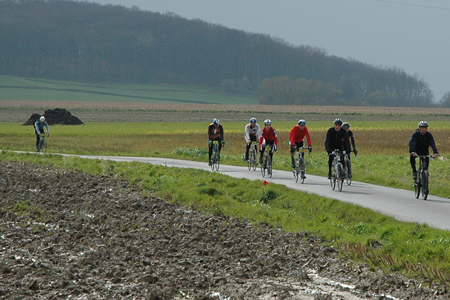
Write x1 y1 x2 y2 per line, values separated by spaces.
39 116 45 122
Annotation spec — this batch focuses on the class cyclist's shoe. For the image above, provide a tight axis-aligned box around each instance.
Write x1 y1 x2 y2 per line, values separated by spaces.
327 170 331 179
259 157 263 164
36 147 39 153
348 172 352 179
301 173 306 179
290 158 295 168
412 171 417 180
208 160 211 166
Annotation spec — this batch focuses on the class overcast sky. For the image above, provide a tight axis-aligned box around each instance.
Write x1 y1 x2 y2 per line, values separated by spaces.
93 0 450 102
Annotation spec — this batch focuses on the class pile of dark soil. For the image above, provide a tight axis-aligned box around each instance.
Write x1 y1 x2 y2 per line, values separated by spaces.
0 161 448 299
23 108 84 125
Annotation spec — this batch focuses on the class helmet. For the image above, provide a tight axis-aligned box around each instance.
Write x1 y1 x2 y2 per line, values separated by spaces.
418 121 428 127
39 116 45 122
213 118 220 126
297 119 306 125
263 119 272 125
250 117 257 123
342 122 350 129
334 118 343 125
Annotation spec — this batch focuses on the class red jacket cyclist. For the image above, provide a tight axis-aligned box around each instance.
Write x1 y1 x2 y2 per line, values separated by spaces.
259 119 278 164
289 119 312 168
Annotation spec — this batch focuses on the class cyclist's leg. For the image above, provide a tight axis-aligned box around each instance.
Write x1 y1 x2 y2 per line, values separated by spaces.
423 156 429 171
245 142 251 161
218 139 222 158
259 146 265 164
208 142 213 164
410 154 417 179
327 153 333 178
347 154 352 177
290 145 296 167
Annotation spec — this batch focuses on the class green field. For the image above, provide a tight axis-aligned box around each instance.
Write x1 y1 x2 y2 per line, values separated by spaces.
0 75 256 104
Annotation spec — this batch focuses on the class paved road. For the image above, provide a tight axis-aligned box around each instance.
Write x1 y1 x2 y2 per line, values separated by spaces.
67 154 450 231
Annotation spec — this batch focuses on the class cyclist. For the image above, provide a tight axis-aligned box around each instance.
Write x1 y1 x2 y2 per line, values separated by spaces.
342 122 358 178
208 118 225 166
289 119 312 168
324 118 351 179
34 116 49 152
259 119 278 164
408 121 439 180
244 117 261 162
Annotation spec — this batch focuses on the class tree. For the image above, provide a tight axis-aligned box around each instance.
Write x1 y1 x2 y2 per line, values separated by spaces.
439 91 450 107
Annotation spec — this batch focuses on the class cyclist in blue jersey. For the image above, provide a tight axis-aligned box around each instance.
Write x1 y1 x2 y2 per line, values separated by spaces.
34 116 50 152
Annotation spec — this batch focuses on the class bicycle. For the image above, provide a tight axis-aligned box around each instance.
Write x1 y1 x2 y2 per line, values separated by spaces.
210 140 220 171
247 141 258 171
292 146 307 184
414 155 434 200
329 149 345 192
260 144 274 178
37 133 48 154
343 152 352 186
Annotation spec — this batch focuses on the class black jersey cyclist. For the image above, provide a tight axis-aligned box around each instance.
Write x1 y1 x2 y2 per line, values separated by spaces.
408 121 439 180
324 118 351 179
208 118 225 165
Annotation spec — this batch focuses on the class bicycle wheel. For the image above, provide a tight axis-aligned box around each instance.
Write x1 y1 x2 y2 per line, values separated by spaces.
211 147 216 171
299 157 305 184
293 169 298 183
337 163 344 192
267 155 272 178
215 155 220 171
330 168 336 190
40 139 47 154
422 170 429 200
260 156 266 177
251 147 257 171
345 159 352 186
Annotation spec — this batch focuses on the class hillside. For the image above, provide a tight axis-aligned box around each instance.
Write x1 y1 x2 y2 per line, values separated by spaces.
0 0 434 106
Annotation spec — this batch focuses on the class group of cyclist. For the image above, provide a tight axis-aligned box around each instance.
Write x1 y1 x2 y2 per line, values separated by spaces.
207 117 440 181
34 114 440 181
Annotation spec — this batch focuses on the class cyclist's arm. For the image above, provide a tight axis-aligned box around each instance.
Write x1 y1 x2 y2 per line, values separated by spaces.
244 125 250 142
305 127 312 147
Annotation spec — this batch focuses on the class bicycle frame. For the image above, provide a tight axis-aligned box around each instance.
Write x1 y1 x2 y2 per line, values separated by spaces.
330 149 344 192
38 133 47 153
210 140 220 171
414 155 434 200
260 144 274 178
293 146 306 183
247 141 258 171
343 153 352 186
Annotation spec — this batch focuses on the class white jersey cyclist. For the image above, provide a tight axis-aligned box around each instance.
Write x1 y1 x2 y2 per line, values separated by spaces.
244 117 261 161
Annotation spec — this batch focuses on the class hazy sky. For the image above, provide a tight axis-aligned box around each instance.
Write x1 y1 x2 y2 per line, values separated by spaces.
93 0 450 101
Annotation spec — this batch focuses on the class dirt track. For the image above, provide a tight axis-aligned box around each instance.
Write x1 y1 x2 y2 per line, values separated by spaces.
3 100 450 123
1 161 449 299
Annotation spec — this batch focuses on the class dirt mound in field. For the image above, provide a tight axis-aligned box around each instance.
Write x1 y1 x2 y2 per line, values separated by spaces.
1 161 448 299
23 108 84 125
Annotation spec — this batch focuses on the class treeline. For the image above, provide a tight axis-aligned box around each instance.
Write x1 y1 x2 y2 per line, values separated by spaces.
0 0 435 106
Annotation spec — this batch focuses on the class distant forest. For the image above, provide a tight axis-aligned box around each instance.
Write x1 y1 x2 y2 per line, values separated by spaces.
0 0 437 106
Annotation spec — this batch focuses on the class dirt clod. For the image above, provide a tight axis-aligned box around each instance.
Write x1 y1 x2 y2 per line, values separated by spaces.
23 108 84 125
